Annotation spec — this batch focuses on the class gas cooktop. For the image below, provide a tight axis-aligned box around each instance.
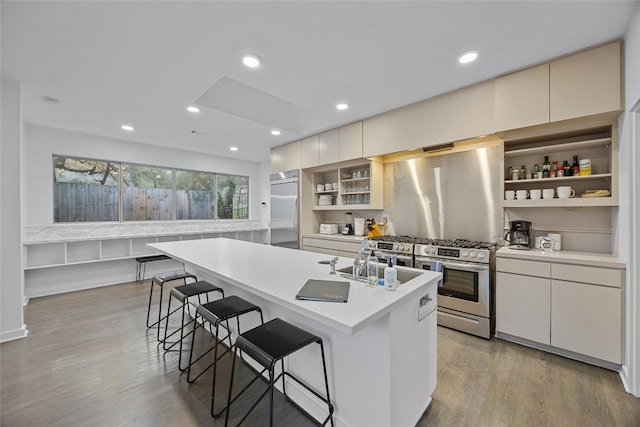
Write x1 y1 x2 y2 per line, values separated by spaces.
369 235 496 250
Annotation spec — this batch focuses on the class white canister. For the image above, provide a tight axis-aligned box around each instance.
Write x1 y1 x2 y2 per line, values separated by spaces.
548 233 562 251
354 218 365 236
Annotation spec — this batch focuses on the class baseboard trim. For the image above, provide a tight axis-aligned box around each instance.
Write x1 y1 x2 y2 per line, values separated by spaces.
0 325 28 343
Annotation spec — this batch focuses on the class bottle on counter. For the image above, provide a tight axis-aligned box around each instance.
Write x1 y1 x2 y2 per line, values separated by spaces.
367 251 378 287
563 160 571 177
571 155 580 176
384 258 398 291
542 156 551 178
352 255 360 279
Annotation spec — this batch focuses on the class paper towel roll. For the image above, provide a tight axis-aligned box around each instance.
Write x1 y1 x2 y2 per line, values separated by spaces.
354 218 365 236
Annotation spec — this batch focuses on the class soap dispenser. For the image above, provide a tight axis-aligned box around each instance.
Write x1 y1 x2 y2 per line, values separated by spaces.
384 258 398 291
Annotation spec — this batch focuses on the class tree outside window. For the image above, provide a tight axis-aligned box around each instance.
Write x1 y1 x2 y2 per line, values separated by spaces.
216 175 249 219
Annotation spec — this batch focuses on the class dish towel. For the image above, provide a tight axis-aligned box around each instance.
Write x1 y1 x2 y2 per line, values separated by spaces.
430 260 444 287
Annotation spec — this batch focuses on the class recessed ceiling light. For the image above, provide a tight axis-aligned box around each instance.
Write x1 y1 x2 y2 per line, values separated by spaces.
458 50 479 64
121 124 134 131
336 103 349 110
230 146 239 152
187 106 200 113
271 130 281 136
242 54 262 68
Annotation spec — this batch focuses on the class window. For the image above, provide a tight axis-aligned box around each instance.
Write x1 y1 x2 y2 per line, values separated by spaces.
121 164 174 221
216 174 249 219
175 170 215 220
52 155 249 222
53 156 119 222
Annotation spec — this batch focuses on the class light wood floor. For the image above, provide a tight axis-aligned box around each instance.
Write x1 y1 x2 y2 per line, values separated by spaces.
1 281 638 427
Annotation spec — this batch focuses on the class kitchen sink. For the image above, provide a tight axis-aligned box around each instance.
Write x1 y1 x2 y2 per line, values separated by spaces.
336 265 423 285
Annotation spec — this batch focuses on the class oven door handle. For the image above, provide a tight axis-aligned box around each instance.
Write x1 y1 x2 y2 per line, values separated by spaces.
416 257 489 272
441 261 489 272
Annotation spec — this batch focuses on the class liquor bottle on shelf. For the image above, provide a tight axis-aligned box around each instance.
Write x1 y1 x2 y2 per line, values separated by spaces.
571 155 580 176
550 161 558 178
563 160 571 177
542 156 551 178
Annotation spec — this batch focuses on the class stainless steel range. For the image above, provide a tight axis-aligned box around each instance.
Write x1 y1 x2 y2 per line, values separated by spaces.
414 239 496 339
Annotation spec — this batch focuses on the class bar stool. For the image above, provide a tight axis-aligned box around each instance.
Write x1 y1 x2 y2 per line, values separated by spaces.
162 280 225 370
186 295 264 418
146 270 197 341
224 318 334 427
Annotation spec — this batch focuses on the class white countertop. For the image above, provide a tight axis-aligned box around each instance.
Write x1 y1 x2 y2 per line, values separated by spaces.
496 246 625 269
148 238 440 335
24 220 266 244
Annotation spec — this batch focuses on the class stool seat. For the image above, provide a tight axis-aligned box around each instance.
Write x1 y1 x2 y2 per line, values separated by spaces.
153 270 197 283
171 281 223 301
235 318 320 369
146 270 198 341
135 254 171 284
197 296 263 325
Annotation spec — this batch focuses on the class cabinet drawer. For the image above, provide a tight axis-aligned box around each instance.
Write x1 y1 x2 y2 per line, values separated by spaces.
302 238 340 250
340 240 364 253
496 258 550 277
551 264 622 288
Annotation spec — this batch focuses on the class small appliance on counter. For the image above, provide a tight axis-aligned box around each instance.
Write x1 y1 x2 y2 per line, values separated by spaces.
319 224 339 234
504 220 532 250
342 212 354 235
366 217 382 238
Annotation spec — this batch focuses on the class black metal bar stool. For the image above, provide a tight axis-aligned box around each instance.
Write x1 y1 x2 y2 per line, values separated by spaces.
186 295 264 418
162 280 225 370
135 254 170 284
224 318 334 427
146 270 197 341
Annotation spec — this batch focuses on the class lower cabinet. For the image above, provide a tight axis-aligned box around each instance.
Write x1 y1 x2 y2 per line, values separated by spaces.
496 272 550 345
551 279 622 364
496 256 624 365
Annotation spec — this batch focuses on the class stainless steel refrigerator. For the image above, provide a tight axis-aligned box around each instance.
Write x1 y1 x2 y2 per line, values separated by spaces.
270 170 299 249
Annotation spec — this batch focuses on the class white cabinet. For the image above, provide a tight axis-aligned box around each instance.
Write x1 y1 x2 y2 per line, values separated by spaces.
496 271 551 345
319 129 340 165
310 160 383 210
339 121 363 161
494 41 623 133
551 279 622 364
496 253 624 366
270 140 301 173
495 64 550 131
301 135 320 169
550 41 623 122
363 80 495 157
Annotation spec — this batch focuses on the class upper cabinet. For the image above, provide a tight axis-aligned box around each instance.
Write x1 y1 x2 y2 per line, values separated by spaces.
363 80 495 157
495 64 550 131
550 41 623 122
318 129 340 165
338 121 363 161
495 41 623 133
270 140 301 174
301 135 320 169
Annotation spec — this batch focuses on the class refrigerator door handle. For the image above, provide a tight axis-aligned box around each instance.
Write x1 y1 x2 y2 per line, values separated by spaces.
293 197 298 230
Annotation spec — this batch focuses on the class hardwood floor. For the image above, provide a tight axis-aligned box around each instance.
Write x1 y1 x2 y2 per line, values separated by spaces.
1 281 638 426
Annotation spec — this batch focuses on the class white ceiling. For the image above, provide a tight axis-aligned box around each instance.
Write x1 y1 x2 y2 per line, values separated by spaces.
2 1 637 163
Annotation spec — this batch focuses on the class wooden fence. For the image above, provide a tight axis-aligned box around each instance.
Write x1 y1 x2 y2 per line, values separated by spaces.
54 183 248 221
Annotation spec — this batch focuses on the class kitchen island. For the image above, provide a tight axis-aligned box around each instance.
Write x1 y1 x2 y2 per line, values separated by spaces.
148 238 440 427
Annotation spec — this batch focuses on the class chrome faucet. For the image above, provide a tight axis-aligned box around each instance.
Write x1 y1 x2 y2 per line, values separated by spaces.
329 257 339 275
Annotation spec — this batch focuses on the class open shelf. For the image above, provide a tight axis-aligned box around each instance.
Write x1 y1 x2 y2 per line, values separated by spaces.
504 137 611 157
505 173 612 185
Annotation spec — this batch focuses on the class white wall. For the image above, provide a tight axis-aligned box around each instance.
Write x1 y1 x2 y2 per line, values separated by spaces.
619 0 640 397
24 124 263 225
1 76 27 342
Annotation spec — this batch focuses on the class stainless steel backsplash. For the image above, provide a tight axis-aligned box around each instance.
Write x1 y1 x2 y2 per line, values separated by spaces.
382 144 502 243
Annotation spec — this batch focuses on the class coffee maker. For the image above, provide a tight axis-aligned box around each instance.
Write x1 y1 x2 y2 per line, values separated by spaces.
505 220 532 250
